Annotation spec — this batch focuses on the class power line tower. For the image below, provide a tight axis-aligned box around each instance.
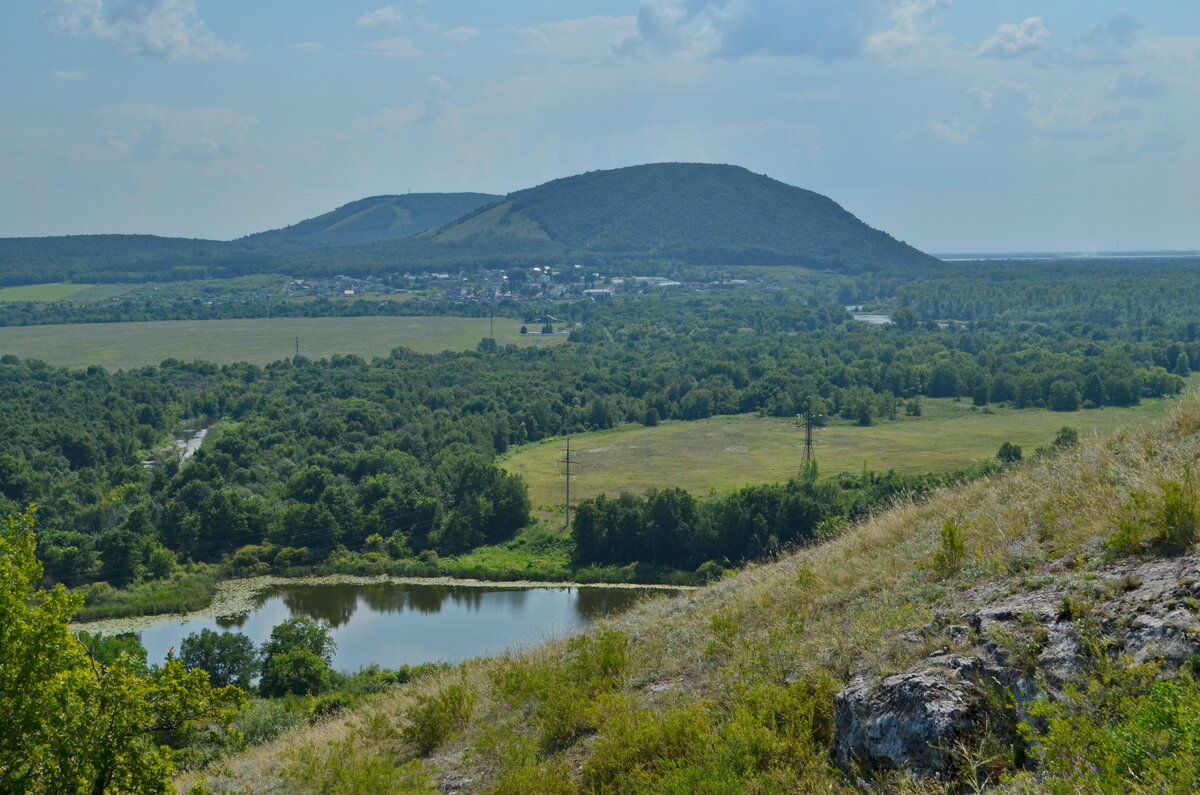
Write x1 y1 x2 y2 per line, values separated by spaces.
558 438 578 529
797 400 823 463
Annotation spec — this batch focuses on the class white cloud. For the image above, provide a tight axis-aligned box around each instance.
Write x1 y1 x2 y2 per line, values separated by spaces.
615 0 882 60
292 41 325 53
357 37 424 59
42 0 238 59
978 17 1048 59
519 17 636 59
95 104 256 163
360 76 451 132
925 119 971 145
443 26 478 44
1071 11 1143 63
357 6 404 30
52 68 89 80
1110 72 1168 99
866 0 953 58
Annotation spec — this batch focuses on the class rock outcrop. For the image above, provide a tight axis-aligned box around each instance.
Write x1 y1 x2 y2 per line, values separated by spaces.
833 555 1200 781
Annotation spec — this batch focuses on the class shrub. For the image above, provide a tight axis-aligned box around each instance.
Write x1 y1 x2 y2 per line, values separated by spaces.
997 442 1023 463
402 681 476 755
1011 668 1200 793
232 700 305 747
259 649 333 697
930 518 967 576
309 692 356 723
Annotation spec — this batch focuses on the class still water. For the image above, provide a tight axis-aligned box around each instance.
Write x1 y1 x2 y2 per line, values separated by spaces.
135 583 657 672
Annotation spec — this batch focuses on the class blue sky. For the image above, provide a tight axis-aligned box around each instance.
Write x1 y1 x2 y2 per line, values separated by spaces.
2 1 1197 252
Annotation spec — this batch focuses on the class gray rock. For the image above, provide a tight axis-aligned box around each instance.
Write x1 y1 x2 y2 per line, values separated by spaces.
834 664 983 778
833 554 1200 783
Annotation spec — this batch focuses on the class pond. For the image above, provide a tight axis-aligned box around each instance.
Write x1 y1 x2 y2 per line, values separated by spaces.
130 582 661 672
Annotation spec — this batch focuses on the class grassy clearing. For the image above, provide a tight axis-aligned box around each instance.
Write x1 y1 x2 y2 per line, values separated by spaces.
0 283 94 301
503 396 1177 513
0 315 565 369
73 570 218 621
194 394 1200 794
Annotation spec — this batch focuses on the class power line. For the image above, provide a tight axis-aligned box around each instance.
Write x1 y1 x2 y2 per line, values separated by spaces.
557 438 578 530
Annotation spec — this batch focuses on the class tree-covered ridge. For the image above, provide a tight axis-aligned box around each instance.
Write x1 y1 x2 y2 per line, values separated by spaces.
0 163 944 286
423 162 943 273
892 258 1200 328
238 193 500 251
0 235 271 286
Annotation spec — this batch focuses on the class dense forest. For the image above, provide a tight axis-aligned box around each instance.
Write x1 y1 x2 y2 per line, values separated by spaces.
0 284 1191 594
570 462 1004 571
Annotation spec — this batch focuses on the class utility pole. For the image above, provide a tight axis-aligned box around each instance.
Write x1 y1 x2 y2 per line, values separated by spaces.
295 336 299 359
558 438 577 529
489 300 495 341
798 399 823 463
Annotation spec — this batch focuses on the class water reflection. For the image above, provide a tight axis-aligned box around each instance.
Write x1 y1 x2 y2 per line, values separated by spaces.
132 583 661 671
279 585 359 627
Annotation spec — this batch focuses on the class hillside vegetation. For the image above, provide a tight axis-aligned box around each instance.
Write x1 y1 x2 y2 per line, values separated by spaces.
239 193 499 251
0 164 943 285
419 163 941 274
194 397 1200 793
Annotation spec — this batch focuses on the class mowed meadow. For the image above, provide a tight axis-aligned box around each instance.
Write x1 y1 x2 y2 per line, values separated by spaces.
502 394 1182 513
0 316 565 369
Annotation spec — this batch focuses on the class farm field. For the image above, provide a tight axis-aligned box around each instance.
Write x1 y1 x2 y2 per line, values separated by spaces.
0 315 565 369
0 283 94 301
502 395 1181 514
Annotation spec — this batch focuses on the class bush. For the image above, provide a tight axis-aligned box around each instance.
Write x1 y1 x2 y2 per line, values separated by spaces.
232 700 306 747
309 692 356 723
1011 667 1200 793
401 681 476 755
929 518 967 576
259 649 333 697
997 442 1023 463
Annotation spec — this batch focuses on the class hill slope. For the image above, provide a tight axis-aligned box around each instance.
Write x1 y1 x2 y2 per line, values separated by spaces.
193 398 1200 793
0 235 266 286
418 162 940 273
0 164 941 284
240 193 499 251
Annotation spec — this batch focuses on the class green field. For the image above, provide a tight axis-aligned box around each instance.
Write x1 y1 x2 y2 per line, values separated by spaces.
0 316 565 369
0 283 94 301
502 396 1179 513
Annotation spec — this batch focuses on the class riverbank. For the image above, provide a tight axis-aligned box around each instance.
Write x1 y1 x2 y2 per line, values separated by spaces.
74 572 695 636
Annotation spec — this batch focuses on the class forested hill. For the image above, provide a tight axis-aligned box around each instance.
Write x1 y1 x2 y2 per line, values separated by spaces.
0 235 269 286
238 193 500 251
0 163 942 284
417 163 941 274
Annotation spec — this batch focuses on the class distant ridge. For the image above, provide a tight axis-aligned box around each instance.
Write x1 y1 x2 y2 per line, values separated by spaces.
240 193 499 251
0 164 942 284
413 163 940 273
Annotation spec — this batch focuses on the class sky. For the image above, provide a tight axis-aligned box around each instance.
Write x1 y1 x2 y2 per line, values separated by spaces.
2 1 1198 253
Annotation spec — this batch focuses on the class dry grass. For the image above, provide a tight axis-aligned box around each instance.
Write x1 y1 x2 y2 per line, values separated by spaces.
194 397 1200 793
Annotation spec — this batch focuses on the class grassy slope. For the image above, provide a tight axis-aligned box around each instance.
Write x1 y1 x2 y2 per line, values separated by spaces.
194 395 1200 793
0 283 94 301
240 193 500 250
503 396 1175 514
0 316 565 369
